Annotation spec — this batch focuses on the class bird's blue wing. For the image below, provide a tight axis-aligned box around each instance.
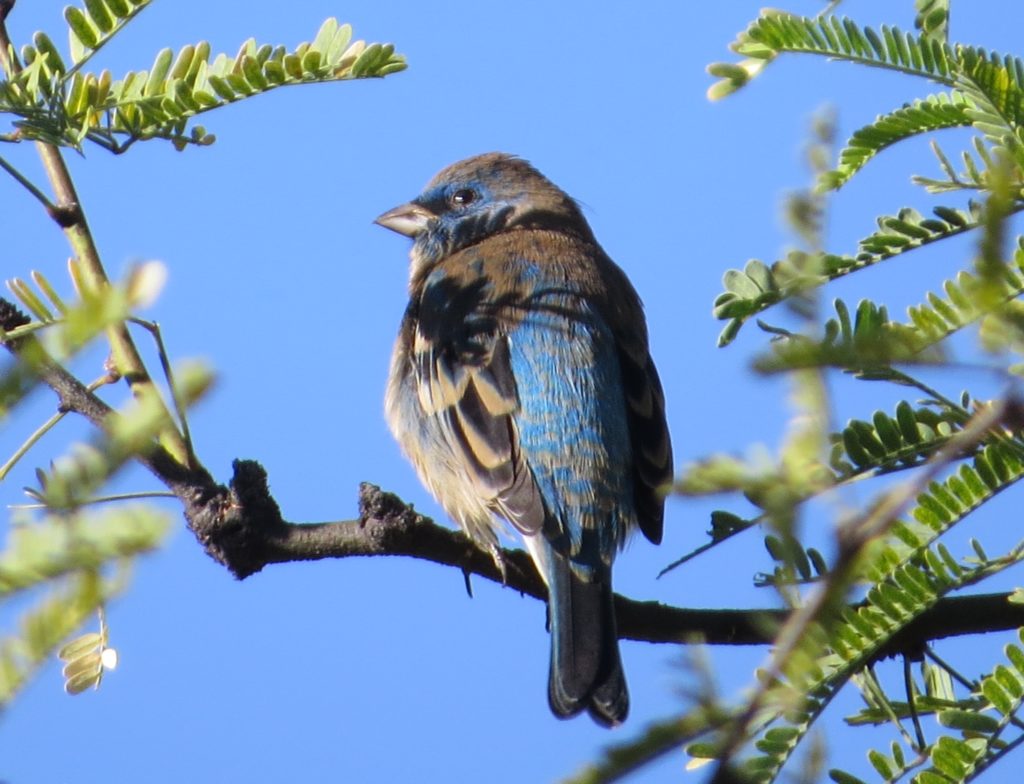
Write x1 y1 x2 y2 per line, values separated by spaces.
504 280 636 577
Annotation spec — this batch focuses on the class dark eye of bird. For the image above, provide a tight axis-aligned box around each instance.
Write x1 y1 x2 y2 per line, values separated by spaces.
451 188 476 207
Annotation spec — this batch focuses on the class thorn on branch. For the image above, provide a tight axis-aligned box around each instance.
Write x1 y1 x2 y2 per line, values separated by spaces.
0 297 30 334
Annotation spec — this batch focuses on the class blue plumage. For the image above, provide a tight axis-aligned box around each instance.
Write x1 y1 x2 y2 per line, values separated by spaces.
377 153 672 725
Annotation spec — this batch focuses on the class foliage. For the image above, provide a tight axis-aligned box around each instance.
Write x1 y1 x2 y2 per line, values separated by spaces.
3 1 405 152
581 2 1024 783
0 2 403 709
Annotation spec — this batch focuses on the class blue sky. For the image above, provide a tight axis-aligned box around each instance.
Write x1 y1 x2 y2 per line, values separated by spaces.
4 2 1024 782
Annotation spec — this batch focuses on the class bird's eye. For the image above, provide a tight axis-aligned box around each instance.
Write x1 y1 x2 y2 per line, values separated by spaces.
451 188 477 207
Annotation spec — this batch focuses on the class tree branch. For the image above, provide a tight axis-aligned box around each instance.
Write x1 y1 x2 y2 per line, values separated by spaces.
4 297 1024 659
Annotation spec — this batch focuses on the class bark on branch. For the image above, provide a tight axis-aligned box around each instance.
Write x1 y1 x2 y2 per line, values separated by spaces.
4 297 1024 660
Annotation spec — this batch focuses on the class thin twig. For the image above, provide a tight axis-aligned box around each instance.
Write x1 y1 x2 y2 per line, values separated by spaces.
904 655 927 751
129 317 195 462
0 154 57 211
10 490 178 509
0 372 116 479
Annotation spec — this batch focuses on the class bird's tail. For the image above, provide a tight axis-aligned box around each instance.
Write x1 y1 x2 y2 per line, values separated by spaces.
546 554 628 727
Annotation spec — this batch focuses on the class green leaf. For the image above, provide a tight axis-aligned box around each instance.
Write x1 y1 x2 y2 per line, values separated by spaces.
64 667 100 695
822 93 971 190
312 17 338 55
83 0 114 34
144 48 174 96
937 708 1000 732
57 631 102 660
63 0 153 66
915 1 949 43
716 12 954 99
65 7 99 51
9 17 405 153
868 748 895 779
945 49 1024 174
0 508 170 595
715 205 986 344
829 770 869 784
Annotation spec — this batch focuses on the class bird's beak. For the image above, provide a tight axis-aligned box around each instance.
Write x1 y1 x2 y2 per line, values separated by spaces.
374 201 434 238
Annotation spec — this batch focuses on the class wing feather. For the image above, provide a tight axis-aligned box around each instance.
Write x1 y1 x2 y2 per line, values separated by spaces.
412 323 546 535
618 345 672 545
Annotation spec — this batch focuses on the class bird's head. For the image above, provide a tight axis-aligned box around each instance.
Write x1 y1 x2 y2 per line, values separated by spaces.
376 152 592 270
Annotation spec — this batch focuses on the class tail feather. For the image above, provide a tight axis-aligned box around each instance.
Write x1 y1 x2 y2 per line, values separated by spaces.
546 554 628 727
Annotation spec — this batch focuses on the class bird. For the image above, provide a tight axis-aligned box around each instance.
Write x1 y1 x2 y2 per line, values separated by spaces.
376 152 672 726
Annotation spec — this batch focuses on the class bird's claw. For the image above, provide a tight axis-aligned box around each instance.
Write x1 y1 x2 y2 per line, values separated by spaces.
489 544 508 585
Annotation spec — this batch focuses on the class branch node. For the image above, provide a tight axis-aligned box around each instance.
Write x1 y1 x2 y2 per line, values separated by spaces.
47 202 82 229
230 459 284 531
358 482 421 531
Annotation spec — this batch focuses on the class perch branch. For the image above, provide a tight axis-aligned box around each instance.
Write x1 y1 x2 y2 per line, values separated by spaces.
4 297 1024 657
